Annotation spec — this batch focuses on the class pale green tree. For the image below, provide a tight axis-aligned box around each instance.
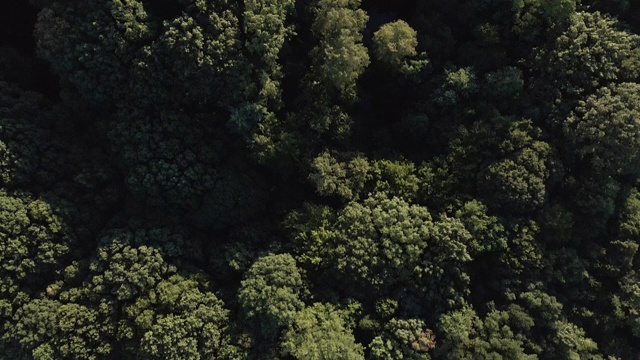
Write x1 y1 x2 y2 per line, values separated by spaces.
243 0 295 106
372 20 428 75
281 303 364 360
238 254 305 342
309 0 370 101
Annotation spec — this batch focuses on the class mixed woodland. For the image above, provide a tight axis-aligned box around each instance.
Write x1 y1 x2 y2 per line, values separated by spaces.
3 0 640 358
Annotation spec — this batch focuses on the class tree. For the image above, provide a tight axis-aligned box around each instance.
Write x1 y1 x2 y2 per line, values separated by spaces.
531 11 640 101
3 228 176 358
309 0 370 101
35 0 250 110
109 107 260 228
454 200 507 255
0 191 75 318
444 116 556 214
0 81 69 190
369 318 435 360
281 303 364 360
308 152 419 202
5 228 242 359
130 1 250 111
515 288 603 359
370 159 421 201
290 192 432 291
483 67 524 99
238 254 305 343
436 304 538 360
134 275 243 360
243 0 295 106
308 151 371 201
372 20 428 75
433 67 478 107
512 0 578 41
564 82 640 177
11 299 111 360
289 192 472 311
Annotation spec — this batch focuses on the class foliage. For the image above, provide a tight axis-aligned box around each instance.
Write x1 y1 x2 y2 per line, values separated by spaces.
512 0 578 41
0 191 75 317
369 318 435 360
4 0 640 357
289 192 472 311
309 0 369 101
435 305 537 360
243 0 295 106
532 11 640 101
281 303 364 360
372 20 428 75
238 253 305 342
35 0 249 110
564 82 640 177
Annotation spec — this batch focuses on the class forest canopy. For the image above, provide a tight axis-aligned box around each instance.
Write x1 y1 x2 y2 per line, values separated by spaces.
3 0 640 358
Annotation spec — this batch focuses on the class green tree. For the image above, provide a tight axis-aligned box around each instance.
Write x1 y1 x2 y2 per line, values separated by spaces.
308 152 419 202
483 67 524 99
134 275 243 360
291 193 432 290
433 67 478 107
5 228 241 359
289 192 472 310
109 107 260 228
243 0 295 106
11 299 111 360
0 191 75 318
564 82 640 177
35 0 250 110
369 318 435 360
370 159 421 201
238 253 305 343
308 151 371 201
454 200 507 255
309 0 370 101
532 11 640 100
0 81 70 190
372 20 428 75
131 1 250 110
435 304 537 360
444 116 556 214
515 289 603 359
281 303 364 360
512 0 578 41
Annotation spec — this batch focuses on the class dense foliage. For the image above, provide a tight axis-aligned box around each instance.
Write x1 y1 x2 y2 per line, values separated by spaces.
3 0 640 358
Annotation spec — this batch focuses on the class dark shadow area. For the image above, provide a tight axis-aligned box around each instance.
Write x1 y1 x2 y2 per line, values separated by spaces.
0 2 39 53
142 0 185 21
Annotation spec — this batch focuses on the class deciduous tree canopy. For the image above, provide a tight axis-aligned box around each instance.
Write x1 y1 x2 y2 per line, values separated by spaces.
3 0 640 358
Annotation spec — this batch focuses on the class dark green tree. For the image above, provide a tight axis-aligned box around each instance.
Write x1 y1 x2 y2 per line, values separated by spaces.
512 0 578 41
531 10 640 110
5 228 241 359
35 0 250 110
289 192 472 311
